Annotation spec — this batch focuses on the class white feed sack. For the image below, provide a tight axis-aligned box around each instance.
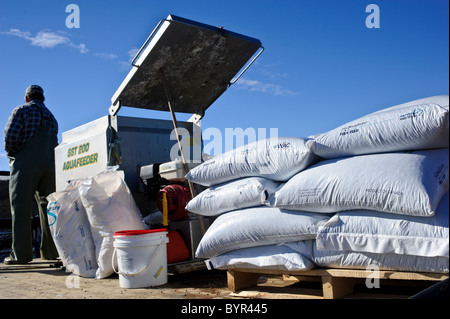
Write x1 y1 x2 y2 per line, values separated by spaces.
186 137 319 186
205 241 315 271
312 95 449 159
46 181 97 278
263 148 449 217
195 206 330 258
312 247 449 273
78 169 147 279
316 192 449 258
186 177 280 216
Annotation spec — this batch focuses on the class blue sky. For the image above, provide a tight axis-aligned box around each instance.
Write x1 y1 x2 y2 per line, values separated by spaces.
0 0 448 171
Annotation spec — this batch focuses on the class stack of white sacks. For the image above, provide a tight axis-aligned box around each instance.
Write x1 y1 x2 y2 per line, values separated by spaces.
46 168 147 279
186 95 449 273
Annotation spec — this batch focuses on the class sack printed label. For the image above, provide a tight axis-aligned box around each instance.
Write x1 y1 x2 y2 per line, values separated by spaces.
272 142 291 149
297 188 322 197
399 108 424 121
434 163 448 185
339 122 368 136
366 188 404 197
337 104 428 137
47 201 59 226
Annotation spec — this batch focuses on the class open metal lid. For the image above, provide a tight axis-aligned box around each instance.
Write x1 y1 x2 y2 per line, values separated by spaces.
110 15 263 116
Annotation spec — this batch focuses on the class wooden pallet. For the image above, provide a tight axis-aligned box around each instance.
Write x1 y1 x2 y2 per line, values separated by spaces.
227 267 449 299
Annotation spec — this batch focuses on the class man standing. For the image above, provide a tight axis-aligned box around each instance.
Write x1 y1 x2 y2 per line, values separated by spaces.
3 85 59 264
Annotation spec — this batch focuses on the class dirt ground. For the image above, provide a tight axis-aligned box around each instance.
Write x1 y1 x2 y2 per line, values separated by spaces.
0 258 237 299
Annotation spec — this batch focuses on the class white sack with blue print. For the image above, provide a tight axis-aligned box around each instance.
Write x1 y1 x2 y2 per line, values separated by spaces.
186 137 319 187
312 95 449 159
47 181 97 278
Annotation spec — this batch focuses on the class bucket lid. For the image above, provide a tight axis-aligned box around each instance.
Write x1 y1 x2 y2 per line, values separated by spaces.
114 228 167 237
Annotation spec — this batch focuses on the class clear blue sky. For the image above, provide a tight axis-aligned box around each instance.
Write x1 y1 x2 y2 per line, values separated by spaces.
1 0 448 171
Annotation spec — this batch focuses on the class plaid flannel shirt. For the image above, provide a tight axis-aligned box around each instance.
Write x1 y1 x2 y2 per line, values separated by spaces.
4 100 58 155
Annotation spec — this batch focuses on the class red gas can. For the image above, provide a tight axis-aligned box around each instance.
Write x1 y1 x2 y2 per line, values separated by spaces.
167 230 190 264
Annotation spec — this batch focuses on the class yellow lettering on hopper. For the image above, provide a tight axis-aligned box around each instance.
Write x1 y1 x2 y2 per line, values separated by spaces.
62 152 98 171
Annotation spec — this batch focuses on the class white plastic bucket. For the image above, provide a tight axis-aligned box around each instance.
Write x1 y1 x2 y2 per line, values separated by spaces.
113 229 169 288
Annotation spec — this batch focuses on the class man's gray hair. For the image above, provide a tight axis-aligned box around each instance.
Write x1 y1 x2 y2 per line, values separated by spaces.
25 85 45 101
